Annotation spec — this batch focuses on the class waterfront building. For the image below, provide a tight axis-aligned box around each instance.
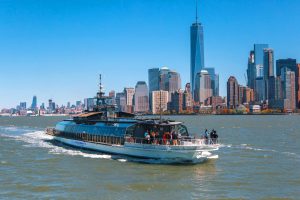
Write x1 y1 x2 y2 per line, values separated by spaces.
167 71 181 94
124 88 135 113
48 99 56 113
263 48 274 79
203 67 219 96
183 83 193 111
148 68 160 94
282 69 296 110
148 68 160 111
194 70 212 103
134 81 149 113
169 90 183 113
19 102 26 110
31 96 37 110
254 44 269 77
276 58 299 107
247 50 256 90
267 76 276 101
148 67 181 103
245 87 254 104
116 92 126 112
204 96 223 110
190 7 205 99
238 85 246 105
84 98 96 111
227 76 239 109
151 90 169 114
40 103 45 110
255 77 266 102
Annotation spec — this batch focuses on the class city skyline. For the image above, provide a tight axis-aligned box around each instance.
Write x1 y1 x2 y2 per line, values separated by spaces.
1 0 300 109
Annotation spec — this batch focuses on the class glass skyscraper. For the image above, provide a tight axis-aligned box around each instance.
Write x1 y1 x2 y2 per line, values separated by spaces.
190 17 204 98
254 44 269 78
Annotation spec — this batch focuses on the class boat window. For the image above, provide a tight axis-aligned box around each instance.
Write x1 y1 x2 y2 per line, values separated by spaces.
177 124 188 136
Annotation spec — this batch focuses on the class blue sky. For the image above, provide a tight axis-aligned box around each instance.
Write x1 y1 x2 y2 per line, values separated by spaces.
1 0 300 109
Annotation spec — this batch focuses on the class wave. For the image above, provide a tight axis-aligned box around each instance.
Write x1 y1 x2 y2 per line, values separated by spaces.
225 143 300 159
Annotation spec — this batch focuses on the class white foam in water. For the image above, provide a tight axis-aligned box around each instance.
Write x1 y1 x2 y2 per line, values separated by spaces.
0 128 115 161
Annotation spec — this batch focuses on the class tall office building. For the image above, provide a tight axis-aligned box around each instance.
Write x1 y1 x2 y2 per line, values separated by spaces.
255 77 266 102
151 90 169 114
31 96 37 110
227 76 239 109
194 70 212 103
20 102 27 110
254 44 269 77
148 68 160 110
203 67 219 96
124 88 135 113
276 59 298 107
134 81 149 113
282 68 296 110
190 4 205 98
167 71 181 94
247 50 256 89
116 92 126 112
148 68 160 94
148 67 181 102
263 49 274 79
84 98 96 111
169 90 183 113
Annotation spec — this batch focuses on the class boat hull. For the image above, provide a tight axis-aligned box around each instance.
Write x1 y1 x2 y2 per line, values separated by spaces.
52 136 218 163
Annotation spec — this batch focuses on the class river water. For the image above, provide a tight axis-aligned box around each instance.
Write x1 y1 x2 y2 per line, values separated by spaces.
0 115 299 199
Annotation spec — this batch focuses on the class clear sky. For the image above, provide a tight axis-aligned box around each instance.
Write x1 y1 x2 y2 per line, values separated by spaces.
1 0 300 109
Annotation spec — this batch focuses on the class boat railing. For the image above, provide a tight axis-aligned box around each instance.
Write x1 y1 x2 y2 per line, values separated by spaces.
124 136 218 146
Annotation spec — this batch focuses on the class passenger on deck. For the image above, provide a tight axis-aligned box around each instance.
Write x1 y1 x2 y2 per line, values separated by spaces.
205 129 209 144
163 132 171 145
150 131 155 144
144 131 150 144
155 131 159 144
171 130 178 145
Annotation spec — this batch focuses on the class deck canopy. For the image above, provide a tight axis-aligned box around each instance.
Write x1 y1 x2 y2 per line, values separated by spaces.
55 120 135 137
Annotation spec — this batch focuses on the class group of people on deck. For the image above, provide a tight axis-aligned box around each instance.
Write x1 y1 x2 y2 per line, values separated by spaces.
144 130 181 145
203 129 219 144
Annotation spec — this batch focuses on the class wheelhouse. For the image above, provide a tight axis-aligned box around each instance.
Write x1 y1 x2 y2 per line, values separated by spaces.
124 120 189 139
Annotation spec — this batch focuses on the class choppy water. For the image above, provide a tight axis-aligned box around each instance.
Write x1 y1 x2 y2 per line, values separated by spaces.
0 115 299 199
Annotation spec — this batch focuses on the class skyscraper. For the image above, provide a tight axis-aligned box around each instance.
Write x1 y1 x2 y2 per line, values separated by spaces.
31 95 37 110
134 81 149 113
281 68 296 110
151 90 168 114
148 68 160 94
247 50 255 89
116 92 126 112
194 70 212 103
263 49 274 79
148 68 160 110
190 3 205 98
227 76 239 109
254 44 269 77
276 59 298 107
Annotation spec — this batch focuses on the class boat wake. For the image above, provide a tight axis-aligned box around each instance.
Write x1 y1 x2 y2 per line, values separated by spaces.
224 143 300 159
